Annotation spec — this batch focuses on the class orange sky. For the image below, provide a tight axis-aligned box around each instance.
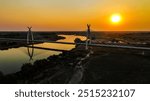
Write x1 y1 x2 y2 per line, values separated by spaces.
0 0 150 31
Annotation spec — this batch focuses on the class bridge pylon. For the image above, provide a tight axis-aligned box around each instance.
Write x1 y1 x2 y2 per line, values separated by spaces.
86 24 92 50
27 27 34 44
27 27 34 61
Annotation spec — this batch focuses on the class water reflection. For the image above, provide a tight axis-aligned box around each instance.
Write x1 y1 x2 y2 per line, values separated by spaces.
27 44 34 61
0 35 86 75
58 35 86 42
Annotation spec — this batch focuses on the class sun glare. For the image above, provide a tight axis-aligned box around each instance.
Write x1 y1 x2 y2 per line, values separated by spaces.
111 14 121 23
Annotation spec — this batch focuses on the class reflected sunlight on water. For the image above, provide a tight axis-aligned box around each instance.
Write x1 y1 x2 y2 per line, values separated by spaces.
0 34 86 75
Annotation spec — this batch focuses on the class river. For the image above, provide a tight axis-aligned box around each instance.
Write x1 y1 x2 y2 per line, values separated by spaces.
0 35 86 75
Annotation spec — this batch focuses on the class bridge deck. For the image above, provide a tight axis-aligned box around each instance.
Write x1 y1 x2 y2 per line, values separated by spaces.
0 38 150 51
25 45 68 52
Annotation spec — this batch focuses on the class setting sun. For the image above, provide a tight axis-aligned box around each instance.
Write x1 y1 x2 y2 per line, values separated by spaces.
0 0 150 31
111 14 121 23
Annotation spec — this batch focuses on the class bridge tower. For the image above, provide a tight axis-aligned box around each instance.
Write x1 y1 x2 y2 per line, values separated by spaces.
27 27 34 61
86 24 91 50
27 27 34 44
87 24 92 44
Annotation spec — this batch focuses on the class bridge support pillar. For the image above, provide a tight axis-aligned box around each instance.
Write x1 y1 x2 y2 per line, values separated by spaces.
86 38 88 50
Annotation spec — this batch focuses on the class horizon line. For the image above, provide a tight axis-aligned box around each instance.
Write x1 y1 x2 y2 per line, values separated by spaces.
0 30 150 32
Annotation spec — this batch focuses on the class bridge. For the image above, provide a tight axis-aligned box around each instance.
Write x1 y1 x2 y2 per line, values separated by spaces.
0 25 150 60
25 45 69 52
1 37 150 51
0 25 150 51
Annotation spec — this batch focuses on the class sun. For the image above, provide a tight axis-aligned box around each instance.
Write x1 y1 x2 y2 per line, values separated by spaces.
111 14 121 23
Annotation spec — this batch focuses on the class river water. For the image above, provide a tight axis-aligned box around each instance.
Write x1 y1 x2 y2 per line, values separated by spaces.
0 35 86 75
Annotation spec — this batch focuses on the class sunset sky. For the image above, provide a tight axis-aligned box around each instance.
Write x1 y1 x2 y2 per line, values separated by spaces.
0 0 150 31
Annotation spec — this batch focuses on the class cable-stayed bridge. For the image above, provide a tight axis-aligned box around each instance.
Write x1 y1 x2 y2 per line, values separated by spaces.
0 37 150 51
0 25 150 51
0 25 150 60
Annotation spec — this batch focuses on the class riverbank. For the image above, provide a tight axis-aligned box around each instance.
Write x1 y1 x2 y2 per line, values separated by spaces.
1 44 150 84
0 45 90 84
